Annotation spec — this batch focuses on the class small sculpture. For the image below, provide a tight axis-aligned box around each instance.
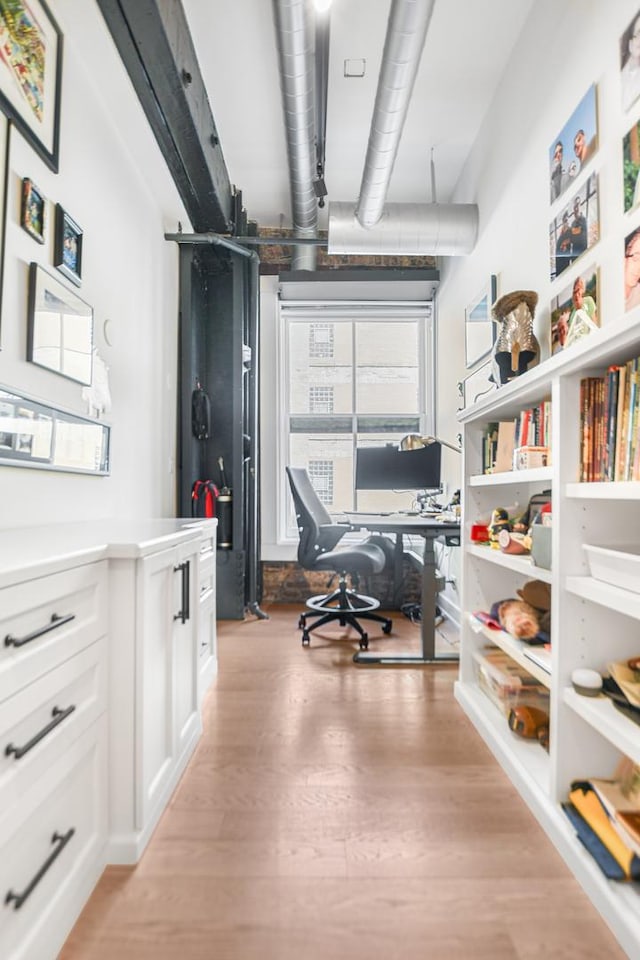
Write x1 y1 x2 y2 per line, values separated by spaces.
491 290 540 386
489 507 511 548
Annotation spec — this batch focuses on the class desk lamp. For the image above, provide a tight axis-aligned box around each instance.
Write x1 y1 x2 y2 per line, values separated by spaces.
399 434 462 453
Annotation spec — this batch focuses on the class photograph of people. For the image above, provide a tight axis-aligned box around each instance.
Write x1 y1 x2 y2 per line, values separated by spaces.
624 226 640 311
548 84 598 205
622 118 640 212
621 10 640 113
549 175 599 281
550 268 599 355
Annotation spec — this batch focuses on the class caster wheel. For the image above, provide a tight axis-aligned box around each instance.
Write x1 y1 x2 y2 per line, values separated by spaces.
359 634 369 650
382 620 392 635
302 632 310 646
298 616 305 629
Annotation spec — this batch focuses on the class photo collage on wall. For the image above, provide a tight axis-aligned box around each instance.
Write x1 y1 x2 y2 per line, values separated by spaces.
547 83 601 355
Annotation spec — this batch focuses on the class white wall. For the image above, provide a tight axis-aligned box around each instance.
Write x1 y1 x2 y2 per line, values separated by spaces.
436 0 640 456
0 1 188 528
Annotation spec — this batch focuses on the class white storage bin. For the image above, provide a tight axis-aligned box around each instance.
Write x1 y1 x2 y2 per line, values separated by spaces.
583 543 640 594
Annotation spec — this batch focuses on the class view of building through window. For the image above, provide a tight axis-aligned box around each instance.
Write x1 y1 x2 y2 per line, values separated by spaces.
285 308 434 526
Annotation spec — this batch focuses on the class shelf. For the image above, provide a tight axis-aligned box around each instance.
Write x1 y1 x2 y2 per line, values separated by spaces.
565 576 640 621
468 615 551 687
565 481 640 500
467 543 552 582
469 467 553 487
455 680 550 792
563 687 640 766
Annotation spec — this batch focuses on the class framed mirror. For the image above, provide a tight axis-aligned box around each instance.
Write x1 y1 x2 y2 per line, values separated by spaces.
0 386 110 475
27 262 94 385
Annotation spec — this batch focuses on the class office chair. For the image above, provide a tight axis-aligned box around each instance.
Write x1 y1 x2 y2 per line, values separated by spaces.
286 466 393 650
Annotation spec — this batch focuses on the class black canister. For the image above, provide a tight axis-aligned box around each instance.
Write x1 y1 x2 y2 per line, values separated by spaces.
217 491 232 549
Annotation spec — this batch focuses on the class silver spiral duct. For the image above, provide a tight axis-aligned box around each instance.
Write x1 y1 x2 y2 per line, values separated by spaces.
328 201 479 256
356 0 436 229
272 0 317 270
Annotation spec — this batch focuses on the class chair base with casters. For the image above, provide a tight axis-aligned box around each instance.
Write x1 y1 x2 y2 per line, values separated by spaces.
298 573 393 650
286 466 394 653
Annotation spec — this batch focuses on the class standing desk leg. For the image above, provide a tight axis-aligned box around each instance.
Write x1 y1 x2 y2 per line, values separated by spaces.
354 533 457 665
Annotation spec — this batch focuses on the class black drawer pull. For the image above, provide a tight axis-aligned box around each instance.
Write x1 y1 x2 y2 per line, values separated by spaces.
173 561 191 623
5 705 76 760
4 613 76 648
5 828 75 910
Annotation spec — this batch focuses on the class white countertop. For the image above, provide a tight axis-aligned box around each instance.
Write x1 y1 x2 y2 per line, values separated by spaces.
0 518 217 588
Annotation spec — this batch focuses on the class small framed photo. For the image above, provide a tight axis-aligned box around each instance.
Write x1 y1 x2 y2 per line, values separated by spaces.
550 265 599 355
548 84 598 205
21 178 45 244
549 173 599 281
54 204 83 286
465 275 497 369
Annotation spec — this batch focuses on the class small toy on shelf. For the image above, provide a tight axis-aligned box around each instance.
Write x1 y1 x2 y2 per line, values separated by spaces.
489 507 511 548
489 578 551 643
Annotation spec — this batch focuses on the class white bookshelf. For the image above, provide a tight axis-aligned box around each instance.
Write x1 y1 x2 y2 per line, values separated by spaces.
456 314 640 958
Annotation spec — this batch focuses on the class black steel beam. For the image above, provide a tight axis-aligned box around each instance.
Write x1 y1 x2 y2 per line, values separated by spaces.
97 0 233 232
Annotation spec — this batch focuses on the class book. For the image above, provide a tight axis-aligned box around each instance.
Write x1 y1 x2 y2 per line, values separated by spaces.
495 419 517 472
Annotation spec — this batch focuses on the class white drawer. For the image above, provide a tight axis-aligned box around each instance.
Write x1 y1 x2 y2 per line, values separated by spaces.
199 564 215 605
0 562 107 701
0 639 106 807
0 718 107 960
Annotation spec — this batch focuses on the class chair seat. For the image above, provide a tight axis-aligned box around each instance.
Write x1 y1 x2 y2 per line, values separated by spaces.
313 542 386 576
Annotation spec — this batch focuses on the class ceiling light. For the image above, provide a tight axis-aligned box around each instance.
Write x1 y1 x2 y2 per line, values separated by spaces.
314 0 332 12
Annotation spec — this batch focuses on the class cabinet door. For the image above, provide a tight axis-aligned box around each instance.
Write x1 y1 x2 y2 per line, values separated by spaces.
172 543 200 763
136 547 175 828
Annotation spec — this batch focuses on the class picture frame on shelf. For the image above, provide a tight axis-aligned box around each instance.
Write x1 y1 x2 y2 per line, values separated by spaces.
465 275 497 369
621 10 640 113
54 204 82 286
458 359 496 410
550 265 599 355
27 262 94 386
549 173 599 282
0 0 63 172
549 83 598 205
20 177 45 244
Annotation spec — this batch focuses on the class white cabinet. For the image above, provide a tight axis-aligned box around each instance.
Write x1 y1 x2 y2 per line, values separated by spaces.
457 312 640 958
0 557 108 960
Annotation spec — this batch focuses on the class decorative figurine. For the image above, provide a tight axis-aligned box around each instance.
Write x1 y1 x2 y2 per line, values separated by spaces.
491 290 540 386
489 507 511 547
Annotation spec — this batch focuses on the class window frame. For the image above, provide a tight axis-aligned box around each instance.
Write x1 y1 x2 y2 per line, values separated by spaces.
278 299 436 542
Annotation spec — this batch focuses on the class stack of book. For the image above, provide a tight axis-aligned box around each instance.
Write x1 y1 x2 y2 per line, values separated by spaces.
480 400 552 474
579 357 640 482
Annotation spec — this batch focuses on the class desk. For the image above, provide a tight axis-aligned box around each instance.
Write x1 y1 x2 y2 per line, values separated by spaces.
344 514 460 665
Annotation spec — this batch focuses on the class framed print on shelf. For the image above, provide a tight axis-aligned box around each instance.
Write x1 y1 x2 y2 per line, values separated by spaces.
27 262 94 385
54 204 82 286
465 275 497 369
458 359 496 411
0 0 63 172
20 177 45 243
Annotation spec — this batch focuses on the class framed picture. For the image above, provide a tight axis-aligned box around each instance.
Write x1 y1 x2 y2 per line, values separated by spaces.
465 275 497 369
548 84 598 205
549 173 599 282
27 262 94 385
20 177 45 243
54 204 82 285
623 119 640 213
624 225 640 313
458 359 496 410
550 265 599 355
0 0 63 171
621 10 640 113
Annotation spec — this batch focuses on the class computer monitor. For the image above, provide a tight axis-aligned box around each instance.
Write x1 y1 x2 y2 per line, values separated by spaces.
355 443 441 492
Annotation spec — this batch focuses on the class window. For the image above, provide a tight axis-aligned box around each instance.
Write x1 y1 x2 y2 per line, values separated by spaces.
309 323 333 358
281 301 435 534
309 386 334 413
308 459 333 505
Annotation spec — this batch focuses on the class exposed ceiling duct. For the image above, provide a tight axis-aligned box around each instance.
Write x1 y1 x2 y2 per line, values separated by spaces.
328 0 479 257
272 0 318 270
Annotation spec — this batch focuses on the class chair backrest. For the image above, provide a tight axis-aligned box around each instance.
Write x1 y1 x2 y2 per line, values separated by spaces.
286 466 334 568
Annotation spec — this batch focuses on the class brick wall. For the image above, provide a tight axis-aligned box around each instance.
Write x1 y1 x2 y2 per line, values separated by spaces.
261 560 421 609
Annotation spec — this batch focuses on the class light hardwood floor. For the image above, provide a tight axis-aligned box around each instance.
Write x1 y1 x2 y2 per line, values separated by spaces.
61 605 627 960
